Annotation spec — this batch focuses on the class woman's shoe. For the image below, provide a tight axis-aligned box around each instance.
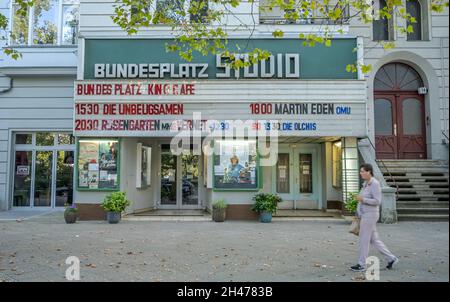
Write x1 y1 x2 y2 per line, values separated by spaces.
386 257 399 270
350 264 366 272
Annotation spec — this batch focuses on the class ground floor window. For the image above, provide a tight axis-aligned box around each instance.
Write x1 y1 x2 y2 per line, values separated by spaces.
299 154 313 193
13 132 75 208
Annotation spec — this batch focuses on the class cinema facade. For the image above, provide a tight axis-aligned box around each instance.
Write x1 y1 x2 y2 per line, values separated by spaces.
2 36 376 220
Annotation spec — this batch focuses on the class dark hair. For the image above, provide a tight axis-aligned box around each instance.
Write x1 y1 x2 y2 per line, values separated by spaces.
360 163 374 176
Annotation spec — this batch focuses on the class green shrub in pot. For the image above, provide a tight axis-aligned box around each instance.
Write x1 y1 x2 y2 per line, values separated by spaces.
212 199 227 222
101 192 131 224
251 193 282 223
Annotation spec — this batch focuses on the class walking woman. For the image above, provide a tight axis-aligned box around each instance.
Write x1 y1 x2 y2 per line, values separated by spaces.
350 163 399 272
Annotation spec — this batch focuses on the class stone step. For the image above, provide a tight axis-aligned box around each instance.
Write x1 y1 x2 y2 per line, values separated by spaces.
381 167 448 172
379 162 448 166
377 162 448 170
397 201 449 208
396 192 449 197
381 168 448 178
386 177 448 182
397 208 449 215
379 164 448 169
377 159 446 164
397 214 449 221
382 172 449 177
397 196 449 202
428 184 450 188
397 195 449 201
396 187 449 192
391 184 449 189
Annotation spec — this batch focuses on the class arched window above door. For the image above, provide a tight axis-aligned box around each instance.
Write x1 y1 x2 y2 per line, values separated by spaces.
374 63 424 91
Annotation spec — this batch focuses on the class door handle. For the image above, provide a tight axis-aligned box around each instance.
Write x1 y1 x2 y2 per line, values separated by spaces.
394 124 397 136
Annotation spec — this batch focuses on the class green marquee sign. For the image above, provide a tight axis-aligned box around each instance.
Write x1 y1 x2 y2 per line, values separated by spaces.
84 38 357 80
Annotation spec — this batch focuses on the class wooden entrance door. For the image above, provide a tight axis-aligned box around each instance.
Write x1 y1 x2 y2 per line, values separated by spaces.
374 93 426 159
374 62 427 159
397 94 426 159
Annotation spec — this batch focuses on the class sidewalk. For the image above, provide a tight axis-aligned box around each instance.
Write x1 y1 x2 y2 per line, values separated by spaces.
0 212 448 282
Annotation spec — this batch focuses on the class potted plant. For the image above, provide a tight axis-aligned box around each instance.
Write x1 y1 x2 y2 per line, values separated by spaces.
212 199 227 222
343 192 359 215
344 192 360 235
251 193 282 223
64 203 78 224
101 192 131 224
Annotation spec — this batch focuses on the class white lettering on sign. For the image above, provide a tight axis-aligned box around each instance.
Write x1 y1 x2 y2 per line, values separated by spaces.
94 63 209 79
94 53 300 79
215 53 299 79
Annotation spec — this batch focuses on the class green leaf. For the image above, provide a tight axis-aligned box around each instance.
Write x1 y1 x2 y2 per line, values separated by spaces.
406 25 414 33
272 30 284 38
361 64 372 74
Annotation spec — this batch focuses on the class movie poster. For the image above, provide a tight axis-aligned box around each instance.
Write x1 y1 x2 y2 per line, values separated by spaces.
78 141 99 188
213 140 258 189
77 140 119 190
98 141 118 189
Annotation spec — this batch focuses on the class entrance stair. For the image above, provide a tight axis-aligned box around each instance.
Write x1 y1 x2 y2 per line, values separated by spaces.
377 160 449 221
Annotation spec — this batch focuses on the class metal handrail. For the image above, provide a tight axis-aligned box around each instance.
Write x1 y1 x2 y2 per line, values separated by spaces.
442 130 449 144
365 137 399 201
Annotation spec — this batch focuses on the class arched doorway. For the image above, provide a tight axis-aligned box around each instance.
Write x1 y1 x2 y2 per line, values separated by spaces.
374 62 427 159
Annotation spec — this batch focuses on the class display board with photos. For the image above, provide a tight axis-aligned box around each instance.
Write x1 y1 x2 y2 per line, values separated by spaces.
213 140 258 190
77 139 119 190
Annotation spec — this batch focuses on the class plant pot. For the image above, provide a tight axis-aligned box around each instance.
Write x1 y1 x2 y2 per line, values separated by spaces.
107 211 121 224
212 208 226 222
64 210 77 224
259 211 272 223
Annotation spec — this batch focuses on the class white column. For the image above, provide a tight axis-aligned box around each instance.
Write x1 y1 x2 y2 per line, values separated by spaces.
341 137 359 203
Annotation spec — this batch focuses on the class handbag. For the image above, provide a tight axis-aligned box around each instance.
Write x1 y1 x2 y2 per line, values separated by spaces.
349 217 360 236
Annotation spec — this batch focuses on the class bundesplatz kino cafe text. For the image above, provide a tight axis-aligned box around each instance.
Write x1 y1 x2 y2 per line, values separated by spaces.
76 83 196 95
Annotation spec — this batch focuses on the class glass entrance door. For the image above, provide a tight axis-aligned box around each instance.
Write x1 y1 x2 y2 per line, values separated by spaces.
55 151 74 207
12 132 75 208
160 153 177 205
272 144 320 209
34 151 53 207
181 154 199 206
13 151 32 207
159 147 200 209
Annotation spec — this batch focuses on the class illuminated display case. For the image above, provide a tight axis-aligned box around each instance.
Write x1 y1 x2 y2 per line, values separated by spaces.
213 140 259 190
77 139 120 190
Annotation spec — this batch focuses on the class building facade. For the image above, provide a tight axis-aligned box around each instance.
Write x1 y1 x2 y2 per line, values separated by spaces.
0 0 448 220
